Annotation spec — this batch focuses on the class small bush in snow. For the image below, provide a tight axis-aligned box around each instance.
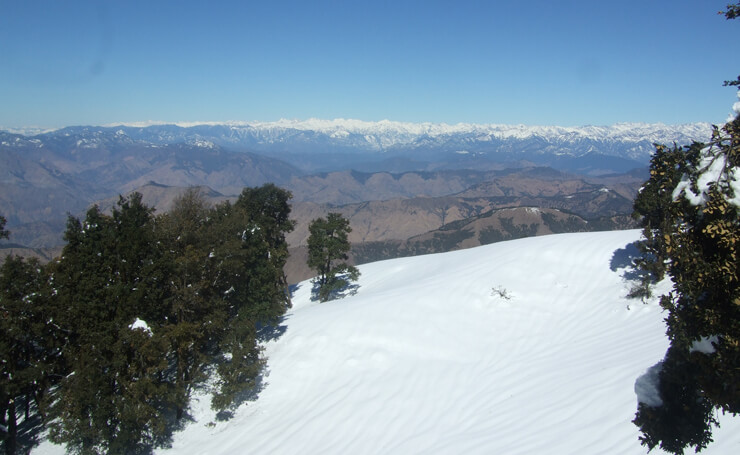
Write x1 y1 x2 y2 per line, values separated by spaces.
491 286 512 300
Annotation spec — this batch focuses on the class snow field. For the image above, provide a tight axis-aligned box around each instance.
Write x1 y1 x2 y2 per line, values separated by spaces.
36 230 740 454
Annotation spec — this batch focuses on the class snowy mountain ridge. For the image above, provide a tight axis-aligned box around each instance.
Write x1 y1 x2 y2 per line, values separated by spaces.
101 118 712 148
0 118 715 174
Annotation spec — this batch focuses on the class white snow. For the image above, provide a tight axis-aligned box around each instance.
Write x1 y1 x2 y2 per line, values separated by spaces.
189 139 216 148
690 335 719 354
634 362 664 407
34 230 740 454
128 317 152 336
728 91 740 122
673 141 740 208
100 118 711 147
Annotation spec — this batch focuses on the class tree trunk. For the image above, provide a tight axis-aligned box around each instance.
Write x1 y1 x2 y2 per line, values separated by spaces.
5 399 17 455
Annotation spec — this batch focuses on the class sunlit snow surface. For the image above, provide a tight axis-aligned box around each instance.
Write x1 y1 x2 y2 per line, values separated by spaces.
35 231 740 454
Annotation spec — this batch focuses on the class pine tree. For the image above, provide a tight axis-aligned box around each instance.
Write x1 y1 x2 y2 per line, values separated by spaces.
307 212 360 302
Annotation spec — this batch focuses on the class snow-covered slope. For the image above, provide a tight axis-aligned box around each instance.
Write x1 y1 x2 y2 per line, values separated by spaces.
36 230 740 454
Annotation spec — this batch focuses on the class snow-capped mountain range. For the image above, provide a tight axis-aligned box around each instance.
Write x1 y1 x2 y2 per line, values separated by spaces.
99 118 712 160
106 117 711 144
1 118 714 176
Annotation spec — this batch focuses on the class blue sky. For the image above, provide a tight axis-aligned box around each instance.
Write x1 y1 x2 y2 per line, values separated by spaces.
0 0 738 128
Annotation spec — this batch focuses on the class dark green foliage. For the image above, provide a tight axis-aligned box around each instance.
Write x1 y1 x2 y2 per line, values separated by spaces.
478 216 538 245
412 230 475 253
47 195 174 454
155 188 224 420
350 240 404 265
207 185 294 411
722 3 740 21
478 226 506 245
540 212 588 234
232 185 294 324
0 255 58 455
307 213 360 302
210 320 263 413
203 202 268 411
632 143 701 281
634 347 717 454
499 217 538 238
633 117 740 453
0 215 8 239
146 185 294 414
0 184 296 453
722 5 740 88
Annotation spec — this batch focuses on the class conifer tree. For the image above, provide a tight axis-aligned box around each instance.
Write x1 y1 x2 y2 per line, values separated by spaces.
0 215 8 239
0 255 53 455
307 212 360 302
47 195 174 454
199 200 258 412
233 184 295 323
632 8 740 451
155 188 223 420
632 143 701 281
209 185 295 411
633 116 740 453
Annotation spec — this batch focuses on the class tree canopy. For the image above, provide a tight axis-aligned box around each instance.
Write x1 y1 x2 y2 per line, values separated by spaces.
1 184 295 454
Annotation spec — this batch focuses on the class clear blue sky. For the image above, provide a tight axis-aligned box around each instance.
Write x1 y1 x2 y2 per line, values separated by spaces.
0 0 738 128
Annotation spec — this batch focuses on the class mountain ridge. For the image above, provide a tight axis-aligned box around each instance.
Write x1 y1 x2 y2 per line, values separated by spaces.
3 119 712 167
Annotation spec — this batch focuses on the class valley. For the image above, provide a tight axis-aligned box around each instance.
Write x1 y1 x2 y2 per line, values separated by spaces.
0 120 705 282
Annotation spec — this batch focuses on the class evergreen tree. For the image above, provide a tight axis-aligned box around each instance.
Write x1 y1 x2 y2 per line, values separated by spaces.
633 116 740 454
307 213 360 302
47 195 174 454
632 6 740 452
632 142 702 281
155 188 224 421
0 255 58 455
0 215 8 239
209 185 295 411
233 184 295 323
